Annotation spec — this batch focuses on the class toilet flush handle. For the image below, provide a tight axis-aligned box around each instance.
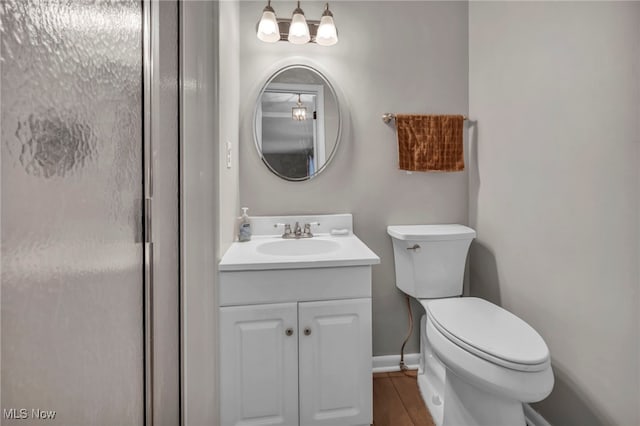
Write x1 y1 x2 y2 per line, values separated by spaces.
407 244 421 252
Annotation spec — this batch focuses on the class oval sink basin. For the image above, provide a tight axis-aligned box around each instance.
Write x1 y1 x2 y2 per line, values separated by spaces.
257 239 341 256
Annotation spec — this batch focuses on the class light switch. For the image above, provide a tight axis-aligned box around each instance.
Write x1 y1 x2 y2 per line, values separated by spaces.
226 141 232 169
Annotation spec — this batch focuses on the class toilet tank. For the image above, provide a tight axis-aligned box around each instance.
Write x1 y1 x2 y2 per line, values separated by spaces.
387 224 476 299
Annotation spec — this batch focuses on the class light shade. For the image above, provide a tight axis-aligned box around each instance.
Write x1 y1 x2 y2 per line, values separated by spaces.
257 4 280 43
316 4 338 46
316 16 338 46
287 4 310 45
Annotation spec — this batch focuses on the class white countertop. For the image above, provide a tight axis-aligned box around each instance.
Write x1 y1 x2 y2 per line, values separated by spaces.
219 234 380 271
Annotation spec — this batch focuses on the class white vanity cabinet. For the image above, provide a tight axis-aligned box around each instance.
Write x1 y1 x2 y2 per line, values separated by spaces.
220 297 371 426
219 267 375 426
218 214 380 426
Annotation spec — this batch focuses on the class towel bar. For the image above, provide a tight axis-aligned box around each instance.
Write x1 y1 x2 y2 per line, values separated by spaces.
382 113 469 124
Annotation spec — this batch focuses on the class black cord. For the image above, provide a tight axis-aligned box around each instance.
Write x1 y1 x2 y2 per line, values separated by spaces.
399 295 413 371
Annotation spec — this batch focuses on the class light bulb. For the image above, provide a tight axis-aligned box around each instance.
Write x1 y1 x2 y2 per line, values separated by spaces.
316 15 338 46
288 3 310 44
257 3 280 43
292 106 307 120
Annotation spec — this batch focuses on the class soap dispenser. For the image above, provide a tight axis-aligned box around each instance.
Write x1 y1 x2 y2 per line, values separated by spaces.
238 207 252 242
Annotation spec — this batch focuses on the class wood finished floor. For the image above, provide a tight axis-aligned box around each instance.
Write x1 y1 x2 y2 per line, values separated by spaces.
373 371 436 426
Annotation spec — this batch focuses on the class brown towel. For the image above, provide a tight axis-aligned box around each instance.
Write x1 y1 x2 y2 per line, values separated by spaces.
395 114 464 172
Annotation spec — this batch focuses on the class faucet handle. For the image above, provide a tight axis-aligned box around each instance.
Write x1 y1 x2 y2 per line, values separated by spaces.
274 223 292 237
303 222 320 237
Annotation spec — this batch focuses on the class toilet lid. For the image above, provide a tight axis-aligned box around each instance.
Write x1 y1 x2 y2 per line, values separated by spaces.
387 224 476 241
425 298 550 371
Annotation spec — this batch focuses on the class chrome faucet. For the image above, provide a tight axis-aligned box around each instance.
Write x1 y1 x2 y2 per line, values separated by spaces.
274 221 320 239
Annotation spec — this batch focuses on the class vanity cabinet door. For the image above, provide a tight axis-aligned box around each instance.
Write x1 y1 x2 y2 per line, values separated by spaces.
220 303 299 426
298 298 372 426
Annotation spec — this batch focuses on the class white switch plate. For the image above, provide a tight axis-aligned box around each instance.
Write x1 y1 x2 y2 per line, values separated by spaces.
226 141 232 169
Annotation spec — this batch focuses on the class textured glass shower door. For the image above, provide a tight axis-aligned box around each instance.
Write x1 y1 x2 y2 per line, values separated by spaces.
1 1 146 424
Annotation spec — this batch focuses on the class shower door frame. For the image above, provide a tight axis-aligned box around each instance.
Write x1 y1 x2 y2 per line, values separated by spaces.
142 1 181 425
0 1 180 424
143 1 154 423
0 6 3 413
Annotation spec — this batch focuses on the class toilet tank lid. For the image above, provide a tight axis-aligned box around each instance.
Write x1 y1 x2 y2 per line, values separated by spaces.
387 224 476 241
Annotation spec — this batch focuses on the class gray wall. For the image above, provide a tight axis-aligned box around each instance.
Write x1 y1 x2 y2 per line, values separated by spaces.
239 1 469 355
219 0 240 255
469 2 640 425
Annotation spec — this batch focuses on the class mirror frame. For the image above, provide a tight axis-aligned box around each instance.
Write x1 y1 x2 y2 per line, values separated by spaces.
253 64 342 182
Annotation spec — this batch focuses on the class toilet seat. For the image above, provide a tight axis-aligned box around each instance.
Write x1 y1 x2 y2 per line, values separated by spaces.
422 297 550 372
425 316 555 405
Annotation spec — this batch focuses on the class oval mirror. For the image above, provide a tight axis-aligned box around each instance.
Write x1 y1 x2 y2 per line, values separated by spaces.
254 65 341 181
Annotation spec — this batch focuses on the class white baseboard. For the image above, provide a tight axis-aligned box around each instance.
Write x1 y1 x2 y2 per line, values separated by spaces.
524 404 552 426
372 353 420 373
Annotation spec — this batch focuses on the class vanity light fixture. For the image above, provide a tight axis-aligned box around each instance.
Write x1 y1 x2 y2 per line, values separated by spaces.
292 94 307 121
256 1 338 46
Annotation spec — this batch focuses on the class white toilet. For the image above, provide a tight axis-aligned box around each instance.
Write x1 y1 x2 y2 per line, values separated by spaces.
387 224 554 426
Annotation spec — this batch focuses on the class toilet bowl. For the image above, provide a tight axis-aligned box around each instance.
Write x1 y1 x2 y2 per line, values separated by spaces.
387 225 554 426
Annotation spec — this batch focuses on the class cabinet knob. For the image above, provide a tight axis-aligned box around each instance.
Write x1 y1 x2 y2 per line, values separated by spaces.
304 327 312 336
285 328 294 336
